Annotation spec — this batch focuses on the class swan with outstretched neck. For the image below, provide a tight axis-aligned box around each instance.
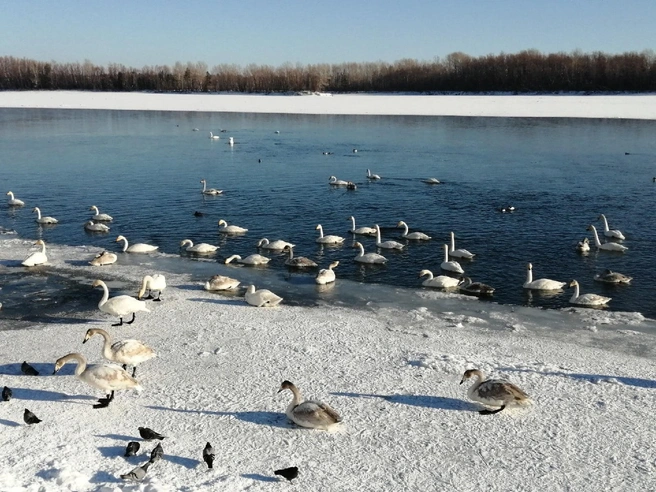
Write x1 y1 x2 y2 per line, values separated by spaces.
89 205 113 222
397 221 431 240
22 240 48 267
93 279 150 326
32 207 58 224
283 245 318 268
200 179 222 195
441 244 464 273
349 216 376 236
353 241 387 264
83 328 156 377
587 225 627 252
598 214 625 240
315 224 345 244
418 269 460 289
523 263 566 291
568 279 611 306
6 191 24 207
278 380 342 430
449 232 475 259
375 224 405 250
460 369 531 415
366 169 381 180
116 235 159 253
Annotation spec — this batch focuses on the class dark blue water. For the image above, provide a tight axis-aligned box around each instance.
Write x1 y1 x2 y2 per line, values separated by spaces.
1 108 655 318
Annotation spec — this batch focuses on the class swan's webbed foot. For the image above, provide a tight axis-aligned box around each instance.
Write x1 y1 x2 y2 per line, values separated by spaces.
126 313 136 325
153 294 162 302
112 319 124 327
479 405 505 415
122 364 127 371
131 367 137 378
144 295 154 300
93 392 115 409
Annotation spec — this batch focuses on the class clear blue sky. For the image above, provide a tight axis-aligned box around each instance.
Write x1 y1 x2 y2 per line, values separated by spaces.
2 0 654 68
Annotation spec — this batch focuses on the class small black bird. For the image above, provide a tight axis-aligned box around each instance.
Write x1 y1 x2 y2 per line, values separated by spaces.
202 442 215 469
193 211 204 217
21 361 39 376
2 386 12 402
23 408 42 425
274 466 299 482
120 461 152 482
149 443 163 462
124 441 140 457
138 427 166 441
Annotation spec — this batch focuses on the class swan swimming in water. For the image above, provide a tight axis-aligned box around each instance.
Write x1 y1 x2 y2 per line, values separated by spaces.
6 191 24 207
283 245 318 268
458 277 495 296
315 224 345 245
598 214 625 240
32 207 58 224
366 169 381 180
523 263 566 291
441 244 464 274
225 253 270 266
568 279 611 306
204 275 241 291
89 205 113 222
460 369 531 415
375 224 405 250
397 221 431 240
423 178 441 184
84 221 110 233
180 239 218 254
576 237 590 253
256 238 295 251
349 216 376 236
93 279 150 326
353 241 387 264
244 285 283 307
449 232 475 259
587 225 628 252
315 261 339 285
22 239 48 267
89 251 118 266
137 274 167 301
328 176 348 186
83 328 156 378
116 235 159 253
200 179 222 195
418 269 460 289
278 380 342 430
209 132 220 140
593 269 632 284
218 219 248 234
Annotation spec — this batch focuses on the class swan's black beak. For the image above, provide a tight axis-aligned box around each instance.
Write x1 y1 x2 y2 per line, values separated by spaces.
277 388 283 393
82 338 88 344
52 368 59 375
459 379 464 385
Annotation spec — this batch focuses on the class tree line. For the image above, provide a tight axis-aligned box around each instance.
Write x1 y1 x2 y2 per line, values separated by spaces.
1 50 655 93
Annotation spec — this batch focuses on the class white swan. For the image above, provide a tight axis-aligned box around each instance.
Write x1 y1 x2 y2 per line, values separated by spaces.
200 179 222 195
523 263 566 291
22 239 48 266
89 205 113 222
460 369 531 415
32 207 58 224
209 132 220 140
137 274 167 301
93 279 150 326
568 279 611 306
449 232 475 259
228 136 234 146
418 269 460 289
353 241 387 264
256 238 295 251
315 224 345 245
53 352 142 408
278 380 342 430
83 328 156 377
375 224 405 250
204 275 241 291
315 261 339 285
441 244 464 274
366 169 381 180
6 191 24 207
349 216 376 236
423 178 441 184
458 277 495 295
225 253 270 266
397 221 431 240
598 214 625 240
180 239 218 254
593 269 632 284
328 176 348 186
244 284 283 307
283 245 318 268
84 221 110 233
116 235 159 253
218 219 248 234
89 251 117 266
587 225 628 252
576 237 590 253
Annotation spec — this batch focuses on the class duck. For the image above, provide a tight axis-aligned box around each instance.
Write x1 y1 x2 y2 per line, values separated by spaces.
200 179 222 195
244 285 283 307
89 205 113 222
523 263 566 291
598 214 625 240
441 244 464 274
83 328 156 378
256 238 295 251
375 224 405 250
587 225 628 252
328 176 348 186
458 277 495 296
576 237 590 253
449 232 475 259
422 178 441 184
32 207 58 224
84 221 110 233
137 274 167 301
418 269 460 289
568 279 611 306
353 241 387 264
278 380 342 430
116 235 159 253
593 269 632 284
349 216 376 236
89 251 118 266
204 275 241 291
218 219 248 234
6 191 24 207
53 352 142 408
366 169 381 180
180 239 218 254
397 220 431 240
22 239 48 266
209 132 220 140
93 279 150 326
315 261 339 285
224 253 270 266
460 369 531 415
315 224 345 245
283 245 318 268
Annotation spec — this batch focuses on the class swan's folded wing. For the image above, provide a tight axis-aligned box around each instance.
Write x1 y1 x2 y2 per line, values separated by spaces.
296 400 342 424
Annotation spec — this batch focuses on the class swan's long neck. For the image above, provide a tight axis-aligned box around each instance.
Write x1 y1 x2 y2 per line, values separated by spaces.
422 271 433 280
247 285 255 294
201 180 207 192
62 353 88 377
225 254 240 264
287 248 294 259
526 268 533 284
443 245 449 262
590 226 602 247
376 226 382 243
356 243 365 257
97 282 109 308
401 222 409 235
570 282 580 302
467 371 485 398
92 206 99 214
138 276 152 298
317 226 324 238
600 215 609 232
94 329 115 361
286 386 303 413
34 208 41 219
350 217 356 230
8 192 14 199
39 242 46 254
450 232 455 253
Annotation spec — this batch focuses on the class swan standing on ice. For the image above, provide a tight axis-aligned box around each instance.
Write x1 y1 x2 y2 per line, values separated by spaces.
244 285 283 307
225 253 270 266
6 191 24 207
316 261 339 285
83 328 156 377
349 216 376 236
22 239 48 266
89 205 113 222
53 352 142 409
84 221 110 233
375 224 405 250
204 275 241 291
397 221 431 240
283 245 318 268
449 232 475 259
200 179 222 195
328 176 348 186
418 269 460 289
137 274 167 301
441 244 464 274
218 219 248 234
460 369 531 415
366 169 381 180
93 279 150 326
89 251 117 266
523 263 566 291
256 238 295 251
315 224 345 245
587 225 628 252
458 277 495 296
353 241 387 264
116 235 159 253
593 269 632 284
32 207 58 224
576 237 590 253
278 380 342 430
209 132 220 140
598 214 625 240
180 239 218 254
568 280 611 306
